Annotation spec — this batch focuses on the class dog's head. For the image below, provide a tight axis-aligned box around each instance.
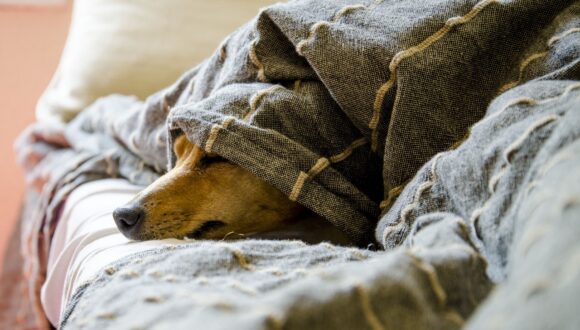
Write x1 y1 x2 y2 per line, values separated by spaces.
113 135 303 240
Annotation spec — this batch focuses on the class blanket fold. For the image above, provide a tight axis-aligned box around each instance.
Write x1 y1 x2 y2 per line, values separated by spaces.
3 0 579 328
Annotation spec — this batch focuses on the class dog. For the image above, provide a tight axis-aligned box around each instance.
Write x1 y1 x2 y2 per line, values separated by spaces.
113 135 307 241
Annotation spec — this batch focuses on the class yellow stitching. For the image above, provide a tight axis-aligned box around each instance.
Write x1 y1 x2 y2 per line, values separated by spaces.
246 85 285 121
405 251 447 306
379 184 406 209
548 27 580 46
384 153 443 240
219 42 228 62
205 118 235 153
231 249 255 271
382 214 407 244
498 52 548 94
488 166 508 194
503 115 559 164
162 94 172 113
472 97 537 130
296 4 366 56
289 171 309 201
445 311 465 326
204 124 221 153
222 117 235 129
265 314 284 330
229 280 258 295
104 150 117 177
333 4 366 21
355 285 385 330
370 0 499 150
499 28 580 93
289 158 330 201
520 224 550 255
296 21 330 56
329 138 368 162
289 138 368 201
249 38 268 82
309 157 331 176
293 79 302 92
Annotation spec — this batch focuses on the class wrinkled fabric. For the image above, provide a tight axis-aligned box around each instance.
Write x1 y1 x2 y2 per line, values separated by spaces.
3 0 580 328
59 82 580 330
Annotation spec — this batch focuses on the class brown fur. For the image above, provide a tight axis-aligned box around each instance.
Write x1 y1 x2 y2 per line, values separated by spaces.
118 135 304 240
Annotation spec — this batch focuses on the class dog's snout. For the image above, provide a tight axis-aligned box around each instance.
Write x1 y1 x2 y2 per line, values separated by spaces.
113 206 144 236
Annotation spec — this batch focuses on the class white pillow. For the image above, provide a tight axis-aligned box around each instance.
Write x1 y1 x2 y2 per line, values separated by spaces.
37 0 277 123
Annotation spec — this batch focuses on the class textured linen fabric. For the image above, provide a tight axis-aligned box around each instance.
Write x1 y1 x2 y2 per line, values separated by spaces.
4 0 579 328
58 82 580 330
59 233 488 330
62 0 579 246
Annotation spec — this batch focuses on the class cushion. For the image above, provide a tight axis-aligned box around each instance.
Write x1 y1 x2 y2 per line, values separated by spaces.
36 0 276 123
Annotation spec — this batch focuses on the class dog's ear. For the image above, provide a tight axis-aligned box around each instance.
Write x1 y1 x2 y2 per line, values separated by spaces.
174 135 206 169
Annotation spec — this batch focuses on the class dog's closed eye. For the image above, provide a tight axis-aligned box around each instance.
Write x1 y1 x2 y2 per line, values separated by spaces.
186 220 226 239
198 155 225 168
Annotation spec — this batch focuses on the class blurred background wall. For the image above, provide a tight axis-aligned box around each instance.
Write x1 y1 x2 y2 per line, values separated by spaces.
0 3 72 268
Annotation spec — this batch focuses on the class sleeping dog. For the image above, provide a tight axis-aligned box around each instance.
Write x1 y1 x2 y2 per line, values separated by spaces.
113 135 316 241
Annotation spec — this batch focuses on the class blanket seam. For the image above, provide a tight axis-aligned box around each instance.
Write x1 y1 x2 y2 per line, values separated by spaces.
370 0 500 151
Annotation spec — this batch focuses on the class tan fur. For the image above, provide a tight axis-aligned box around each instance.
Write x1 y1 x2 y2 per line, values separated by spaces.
120 135 304 240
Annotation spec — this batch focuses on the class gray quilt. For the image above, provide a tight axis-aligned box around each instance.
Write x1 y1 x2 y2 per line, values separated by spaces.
15 0 580 329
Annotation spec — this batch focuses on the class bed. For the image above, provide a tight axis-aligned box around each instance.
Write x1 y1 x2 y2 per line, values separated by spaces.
2 0 580 329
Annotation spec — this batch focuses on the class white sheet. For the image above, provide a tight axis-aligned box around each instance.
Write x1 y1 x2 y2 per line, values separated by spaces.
41 179 192 327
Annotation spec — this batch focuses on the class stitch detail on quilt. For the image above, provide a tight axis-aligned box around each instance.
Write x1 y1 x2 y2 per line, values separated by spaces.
355 285 385 330
144 295 164 304
219 40 228 63
333 4 366 21
128 132 140 152
520 224 551 255
469 88 572 243
383 153 443 244
472 97 537 131
474 83 580 133
296 21 330 56
503 115 559 164
329 137 367 162
259 267 284 276
249 38 268 82
404 251 447 306
246 85 286 121
370 0 499 151
548 27 580 46
379 183 406 209
229 280 258 295
498 28 580 94
231 249 255 271
293 79 302 92
488 166 508 194
265 314 284 330
289 138 367 201
445 311 465 326
96 312 117 320
497 52 548 94
296 4 366 56
162 94 169 113
104 149 118 178
104 266 117 275
204 117 236 153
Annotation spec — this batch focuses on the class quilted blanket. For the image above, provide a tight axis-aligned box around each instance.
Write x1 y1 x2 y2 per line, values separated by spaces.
2 0 579 329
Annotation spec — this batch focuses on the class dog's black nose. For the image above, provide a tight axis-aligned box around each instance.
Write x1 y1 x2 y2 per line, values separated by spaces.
113 206 144 235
